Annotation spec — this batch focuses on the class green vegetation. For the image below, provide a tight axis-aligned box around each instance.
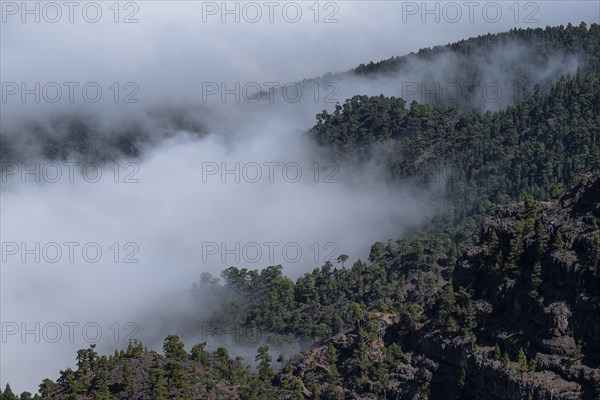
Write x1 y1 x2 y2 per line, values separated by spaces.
311 71 600 251
529 262 543 298
518 348 528 381
7 22 600 400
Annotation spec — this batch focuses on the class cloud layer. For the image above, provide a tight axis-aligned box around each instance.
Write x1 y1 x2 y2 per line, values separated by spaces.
1 0 599 394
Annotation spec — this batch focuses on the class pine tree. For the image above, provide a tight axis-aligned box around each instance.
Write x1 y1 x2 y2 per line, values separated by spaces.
529 262 543 298
90 357 111 399
553 231 564 250
324 343 342 385
534 219 549 259
484 231 501 269
502 351 511 370
2 384 17 400
190 342 209 365
368 242 384 262
388 343 404 363
164 360 190 399
549 182 564 199
149 360 168 400
529 356 537 382
255 346 274 381
461 302 477 336
293 379 305 400
507 221 525 269
517 348 528 381
494 344 501 361
163 335 187 359
38 379 58 398
122 363 136 396
438 283 459 331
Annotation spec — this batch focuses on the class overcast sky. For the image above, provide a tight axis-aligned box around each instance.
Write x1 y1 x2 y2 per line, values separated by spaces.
1 0 599 395
1 1 599 119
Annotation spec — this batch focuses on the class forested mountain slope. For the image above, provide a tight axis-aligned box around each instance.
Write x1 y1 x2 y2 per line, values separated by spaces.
7 175 598 400
352 22 600 78
2 23 599 163
3 23 600 400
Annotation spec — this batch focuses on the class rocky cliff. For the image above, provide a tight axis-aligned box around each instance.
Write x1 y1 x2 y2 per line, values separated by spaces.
283 174 600 400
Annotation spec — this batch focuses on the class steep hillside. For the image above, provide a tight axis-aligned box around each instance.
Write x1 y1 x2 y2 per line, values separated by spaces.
7 175 598 400
3 24 600 400
2 24 598 164
310 71 600 248
280 173 600 400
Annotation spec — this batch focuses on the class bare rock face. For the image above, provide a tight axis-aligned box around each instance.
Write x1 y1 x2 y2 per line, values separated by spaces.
283 174 600 400
432 174 600 399
547 302 571 336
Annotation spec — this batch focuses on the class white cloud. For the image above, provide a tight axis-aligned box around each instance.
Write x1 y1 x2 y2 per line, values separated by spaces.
1 0 598 394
